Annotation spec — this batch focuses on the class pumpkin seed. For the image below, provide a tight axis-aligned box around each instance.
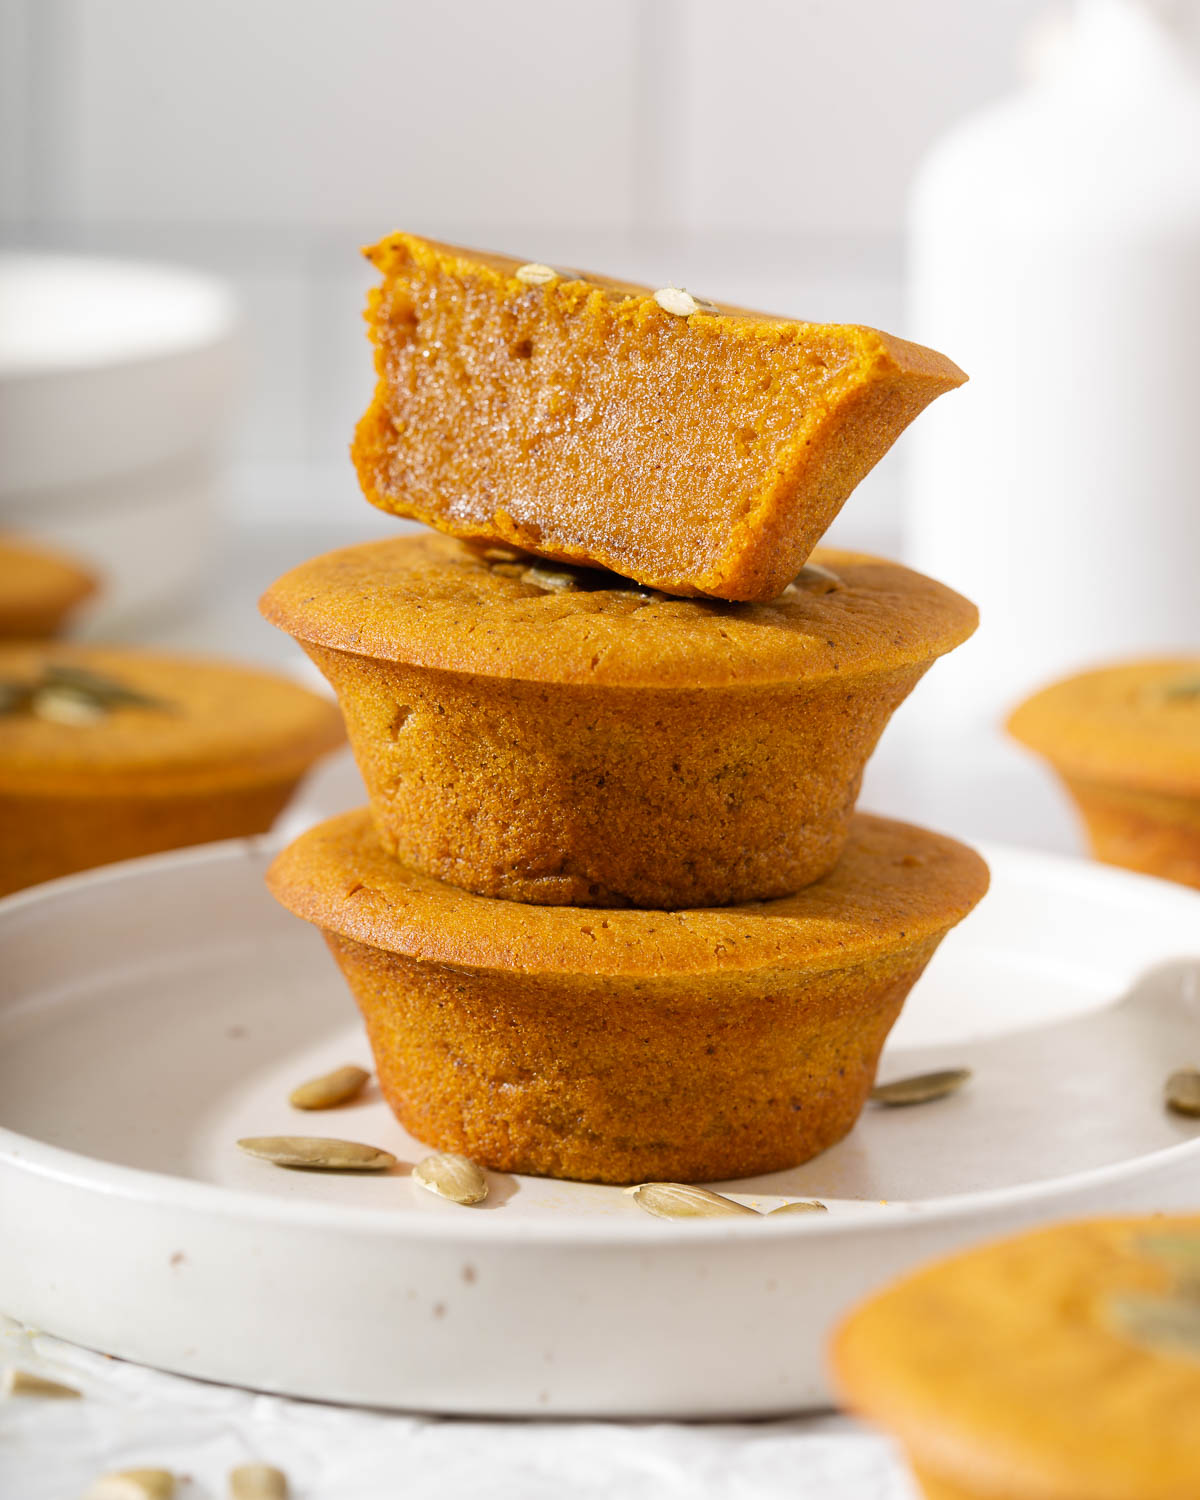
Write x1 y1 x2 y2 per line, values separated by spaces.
32 685 107 725
288 1064 370 1111
1108 1291 1200 1363
653 287 719 317
870 1067 972 1107
1136 1232 1200 1274
42 663 170 710
768 1200 828 1215
1165 1068 1200 1117
523 563 582 592
514 262 561 286
2 1366 81 1397
84 1471 176 1500
1162 678 1200 702
230 1463 289 1499
236 1136 397 1171
631 1182 758 1219
412 1152 489 1205
790 563 843 595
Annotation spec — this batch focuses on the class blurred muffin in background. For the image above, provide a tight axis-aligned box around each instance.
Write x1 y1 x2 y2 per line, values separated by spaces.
0 535 98 639
831 1215 1200 1500
1008 657 1200 889
0 643 344 895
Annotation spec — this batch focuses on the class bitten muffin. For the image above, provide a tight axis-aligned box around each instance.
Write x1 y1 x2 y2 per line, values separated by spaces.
267 807 988 1184
261 534 977 909
353 233 967 601
832 1216 1200 1500
0 643 344 895
0 535 97 638
1008 658 1200 888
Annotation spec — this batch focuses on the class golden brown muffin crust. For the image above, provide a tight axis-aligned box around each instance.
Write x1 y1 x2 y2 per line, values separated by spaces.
1009 658 1200 797
0 536 97 638
352 233 966 601
833 1216 1200 1500
260 533 978 690
0 643 345 795
266 807 990 978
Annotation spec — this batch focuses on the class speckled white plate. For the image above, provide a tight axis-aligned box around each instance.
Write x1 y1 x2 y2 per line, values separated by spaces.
1 836 1198 1417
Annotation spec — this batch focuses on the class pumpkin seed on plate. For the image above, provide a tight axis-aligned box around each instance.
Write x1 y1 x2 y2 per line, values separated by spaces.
288 1063 370 1111
412 1153 489 1205
631 1182 758 1220
2 1366 80 1397
870 1067 971 1107
236 1136 397 1171
768 1200 828 1216
1165 1067 1200 1117
83 1471 176 1500
230 1463 289 1499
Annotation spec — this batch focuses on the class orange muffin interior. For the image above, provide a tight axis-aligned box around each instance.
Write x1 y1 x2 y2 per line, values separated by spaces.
353 234 966 601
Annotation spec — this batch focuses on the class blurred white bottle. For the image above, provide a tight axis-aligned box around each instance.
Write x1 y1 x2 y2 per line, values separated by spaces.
906 0 1200 752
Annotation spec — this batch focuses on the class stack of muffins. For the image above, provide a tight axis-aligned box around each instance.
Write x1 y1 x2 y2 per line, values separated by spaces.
262 235 990 1186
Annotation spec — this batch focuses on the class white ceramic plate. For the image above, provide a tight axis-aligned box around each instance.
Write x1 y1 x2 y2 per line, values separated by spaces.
1 837 1199 1418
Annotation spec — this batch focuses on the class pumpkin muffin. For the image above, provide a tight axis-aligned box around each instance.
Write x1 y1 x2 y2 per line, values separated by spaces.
832 1215 1200 1500
0 643 344 895
261 534 977 909
267 807 988 1184
1008 658 1200 888
0 535 97 638
353 233 967 602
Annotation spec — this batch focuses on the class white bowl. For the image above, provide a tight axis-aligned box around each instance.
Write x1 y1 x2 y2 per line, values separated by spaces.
0 254 239 620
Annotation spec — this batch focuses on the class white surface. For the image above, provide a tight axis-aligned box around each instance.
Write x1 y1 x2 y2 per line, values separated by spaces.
0 1316 916 1500
2 836 1199 1425
907 0 1200 739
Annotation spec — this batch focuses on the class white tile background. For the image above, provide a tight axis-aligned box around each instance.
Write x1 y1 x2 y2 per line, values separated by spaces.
2 0 1069 535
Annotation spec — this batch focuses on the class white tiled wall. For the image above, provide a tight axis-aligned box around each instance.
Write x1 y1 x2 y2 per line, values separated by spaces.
3 0 1053 537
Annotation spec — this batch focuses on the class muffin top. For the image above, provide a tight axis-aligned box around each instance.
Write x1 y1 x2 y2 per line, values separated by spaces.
0 535 97 638
267 807 988 978
832 1216 1200 1500
260 533 977 689
0 643 344 795
1008 658 1200 795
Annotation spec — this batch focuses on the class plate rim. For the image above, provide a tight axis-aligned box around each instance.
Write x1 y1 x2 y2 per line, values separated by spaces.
2 831 1199 1249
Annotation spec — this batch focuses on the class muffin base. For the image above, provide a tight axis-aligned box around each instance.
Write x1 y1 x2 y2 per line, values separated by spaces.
306 644 926 908
0 779 303 896
326 929 942 1184
1062 775 1200 889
